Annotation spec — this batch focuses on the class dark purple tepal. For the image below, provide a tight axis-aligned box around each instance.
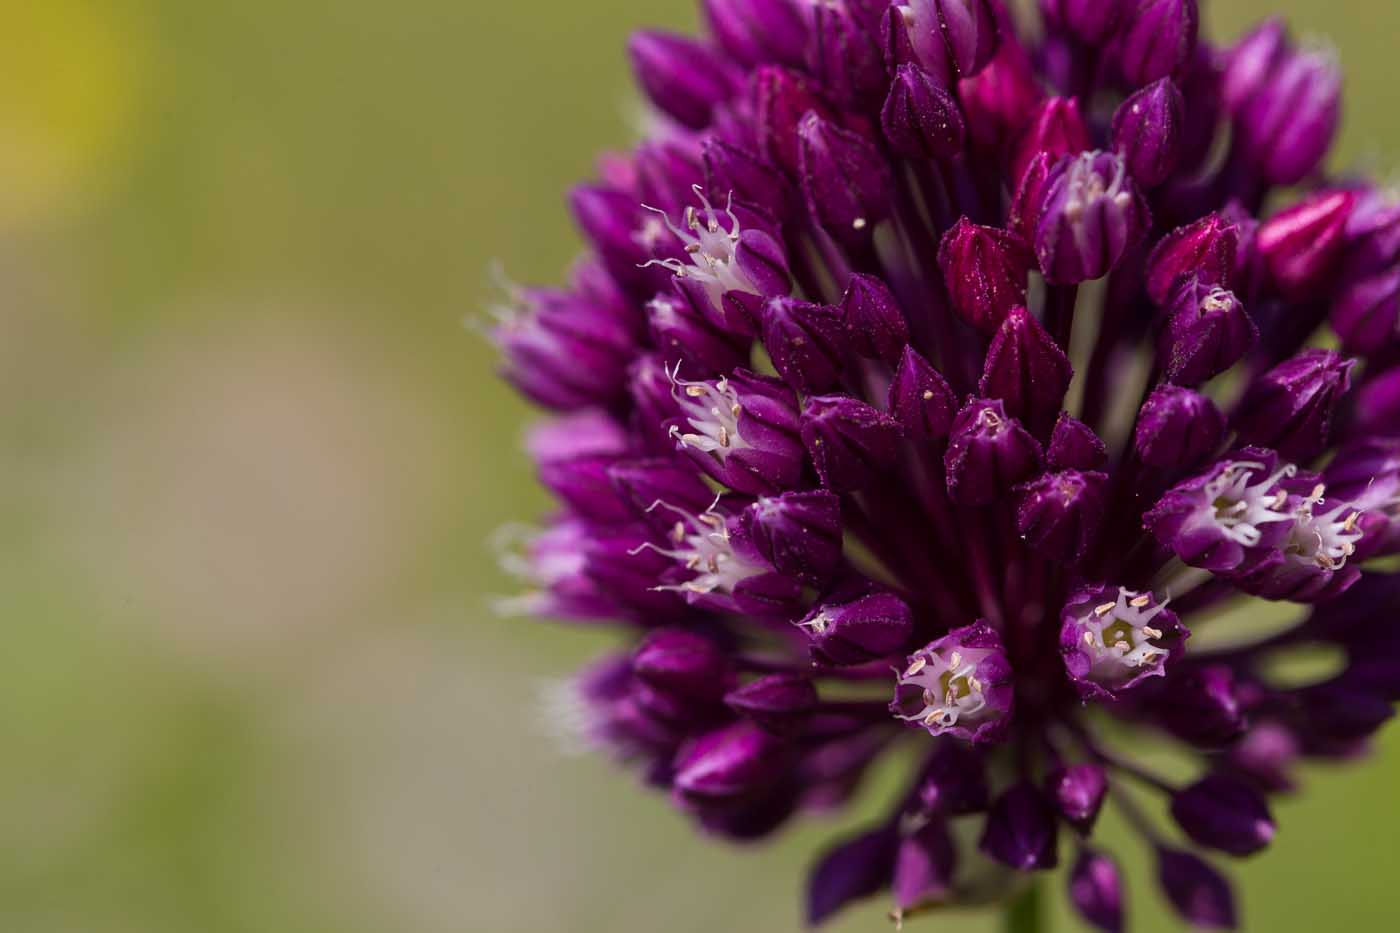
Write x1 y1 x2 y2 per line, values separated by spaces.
492 0 1400 929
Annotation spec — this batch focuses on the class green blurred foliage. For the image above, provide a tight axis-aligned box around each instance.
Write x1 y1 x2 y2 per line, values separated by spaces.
1 1 1398 931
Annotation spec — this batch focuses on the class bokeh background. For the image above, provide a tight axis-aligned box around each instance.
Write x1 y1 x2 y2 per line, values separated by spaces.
4 1 1399 930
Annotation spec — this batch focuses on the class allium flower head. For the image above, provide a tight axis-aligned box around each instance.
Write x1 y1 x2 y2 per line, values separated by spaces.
490 0 1400 928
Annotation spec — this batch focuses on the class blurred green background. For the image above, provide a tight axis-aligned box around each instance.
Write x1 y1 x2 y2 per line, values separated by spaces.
4 1 1399 930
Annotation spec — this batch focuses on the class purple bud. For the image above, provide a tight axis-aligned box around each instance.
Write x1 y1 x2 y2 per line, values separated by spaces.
937 218 1033 336
702 0 809 68
1158 665 1247 748
1236 44 1341 186
633 140 705 216
1068 849 1125 933
945 398 1044 505
1228 721 1299 792
1233 348 1355 461
1331 268 1400 356
702 137 795 220
882 65 967 161
1015 470 1108 564
761 297 848 393
648 290 748 374
1116 0 1199 88
1157 281 1257 386
805 827 898 926
628 32 739 129
669 368 806 496
1352 364 1400 437
889 346 959 440
891 622 1015 744
959 37 1045 153
841 273 910 363
892 0 1000 83
1035 151 1149 284
1221 18 1288 115
979 782 1059 870
797 112 892 249
627 354 684 452
1134 385 1226 470
672 722 790 800
893 820 957 912
1144 213 1240 307
754 65 837 175
633 628 733 706
1257 189 1356 298
917 740 989 814
1049 413 1108 471
1341 188 1400 280
1009 151 1055 240
1011 97 1091 190
527 408 629 464
608 458 717 529
979 306 1074 432
724 674 818 733
1060 584 1186 700
742 490 844 583
801 395 903 492
1170 774 1275 856
569 184 647 269
1111 78 1184 188
799 589 915 666
1048 764 1109 831
809 0 887 109
1156 848 1237 930
1040 0 1126 46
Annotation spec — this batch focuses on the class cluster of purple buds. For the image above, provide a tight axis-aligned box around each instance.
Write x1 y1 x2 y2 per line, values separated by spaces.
491 0 1400 928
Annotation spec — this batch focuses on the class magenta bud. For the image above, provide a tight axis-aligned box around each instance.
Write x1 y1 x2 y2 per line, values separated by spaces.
938 217 1033 336
799 589 915 666
1257 189 1356 298
702 137 795 220
1331 268 1400 356
1068 849 1125 933
633 628 732 705
1233 348 1355 461
741 490 844 583
1034 151 1149 284
1158 664 1247 748
1352 364 1400 437
628 32 739 129
1228 721 1300 793
945 398 1044 505
1039 0 1126 45
1115 0 1199 88
1111 78 1185 188
1015 470 1108 564
889 346 959 440
893 820 957 912
1048 764 1108 832
1157 281 1257 385
608 458 716 527
761 297 848 393
1048 413 1108 471
809 0 887 109
917 740 989 814
797 112 893 248
672 722 790 800
979 782 1059 870
1237 44 1341 186
979 306 1074 432
801 395 904 492
1221 18 1289 115
753 65 837 174
1170 774 1275 856
1156 848 1237 930
1011 97 1091 189
724 673 818 733
1146 214 1241 306
882 64 967 161
892 0 1000 83
1009 151 1055 239
805 827 898 926
1134 385 1225 469
649 290 748 374
841 273 910 363
1341 188 1400 280
959 37 1045 153
702 0 809 68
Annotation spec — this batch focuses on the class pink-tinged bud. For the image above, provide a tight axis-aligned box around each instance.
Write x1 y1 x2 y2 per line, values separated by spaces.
1331 269 1400 356
1157 281 1256 386
958 36 1045 153
1008 151 1054 239
841 273 910 362
893 821 957 913
1233 348 1355 461
633 628 733 706
805 827 898 927
799 589 915 665
761 297 848 393
702 0 809 69
1060 584 1186 700
1049 413 1108 471
1145 213 1240 306
938 218 1033 336
889 0 1000 84
797 112 893 249
1048 763 1109 831
1170 774 1275 857
1115 0 1199 88
672 722 790 800
1035 151 1149 284
1156 848 1237 930
724 673 818 734
1068 849 1125 933
980 306 1074 433
1011 97 1091 189
1015 469 1108 564
1040 0 1127 46
979 781 1059 869
1237 43 1341 186
889 346 959 439
801 395 903 492
628 32 739 129
1111 78 1185 188
1221 18 1288 114
1135 385 1225 469
891 622 1015 743
753 66 837 175
741 490 844 583
809 0 887 109
882 64 967 161
945 398 1044 505
1257 189 1356 298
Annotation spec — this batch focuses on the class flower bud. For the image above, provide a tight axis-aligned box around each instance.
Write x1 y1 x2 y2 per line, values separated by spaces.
702 137 795 220
1068 849 1125 933
633 628 734 716
980 306 1074 432
959 37 1045 153
1061 585 1186 700
1156 848 1237 930
1049 413 1108 471
753 65 837 174
1228 721 1299 792
1011 97 1090 190
702 0 809 68
841 273 910 363
801 395 903 492
979 782 1059 870
1221 18 1288 114
889 346 959 440
1039 0 1126 46
809 0 886 109
1111 78 1185 188
1145 214 1240 306
1233 348 1355 461
1170 774 1275 856
938 218 1033 336
945 398 1044 505
607 458 716 530
761 297 848 393
890 0 1000 83
672 722 790 800
1048 764 1108 832
882 64 967 161
1115 0 1199 88
1157 282 1256 386
628 31 739 129
1008 151 1054 239
797 112 893 249
741 490 845 583
892 622 1015 743
1257 189 1356 298
1236 44 1341 186
805 827 898 926
917 740 989 814
668 368 806 496
799 589 916 665
1331 269 1400 356
893 820 957 912
649 290 749 375
1134 385 1225 470
724 674 818 733
1352 364 1400 437
1157 664 1246 748
1015 470 1108 564
1341 188 1400 280
1034 151 1148 284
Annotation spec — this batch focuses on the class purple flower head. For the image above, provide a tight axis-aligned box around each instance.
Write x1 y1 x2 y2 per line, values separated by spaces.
493 2 1400 927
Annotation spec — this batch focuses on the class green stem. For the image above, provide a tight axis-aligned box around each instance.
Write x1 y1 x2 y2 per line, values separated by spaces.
1003 881 1044 933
